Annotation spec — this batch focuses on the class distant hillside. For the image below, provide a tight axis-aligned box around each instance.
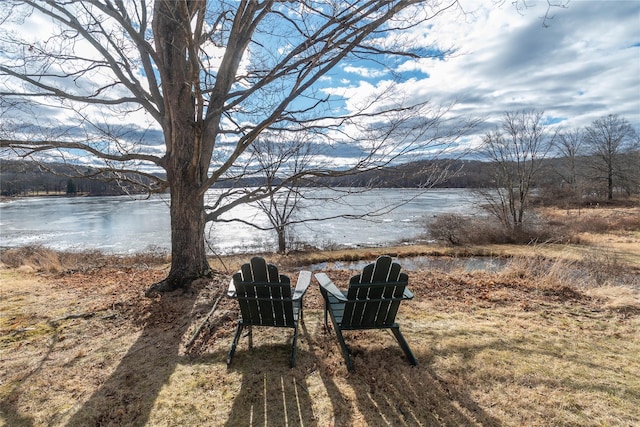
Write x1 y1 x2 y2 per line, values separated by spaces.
312 159 490 188
0 160 157 196
1 158 492 196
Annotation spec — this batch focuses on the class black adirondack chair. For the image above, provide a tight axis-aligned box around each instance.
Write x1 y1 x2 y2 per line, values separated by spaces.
315 255 418 372
227 257 312 368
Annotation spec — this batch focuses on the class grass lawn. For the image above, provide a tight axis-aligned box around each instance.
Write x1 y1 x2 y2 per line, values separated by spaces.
1 206 639 426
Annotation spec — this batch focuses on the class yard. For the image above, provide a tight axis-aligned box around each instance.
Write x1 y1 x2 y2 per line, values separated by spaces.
1 206 639 426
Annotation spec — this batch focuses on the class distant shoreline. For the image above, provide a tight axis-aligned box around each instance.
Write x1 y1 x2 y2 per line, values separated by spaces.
0 191 151 201
0 193 89 203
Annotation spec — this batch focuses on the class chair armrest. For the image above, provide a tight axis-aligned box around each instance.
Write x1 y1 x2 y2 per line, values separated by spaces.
293 270 312 300
403 287 414 300
227 277 237 298
315 273 348 302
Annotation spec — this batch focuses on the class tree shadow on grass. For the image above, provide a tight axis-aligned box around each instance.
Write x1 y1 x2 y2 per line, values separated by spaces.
314 327 503 427
345 347 502 426
224 335 318 427
224 314 369 426
65 284 208 427
0 326 60 427
225 326 318 426
223 315 502 426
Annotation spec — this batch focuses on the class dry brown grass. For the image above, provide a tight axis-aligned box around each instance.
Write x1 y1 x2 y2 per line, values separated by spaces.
1 206 639 426
1 259 639 426
0 245 170 274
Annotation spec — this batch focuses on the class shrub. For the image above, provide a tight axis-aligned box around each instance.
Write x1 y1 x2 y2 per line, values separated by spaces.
427 213 570 246
427 214 469 245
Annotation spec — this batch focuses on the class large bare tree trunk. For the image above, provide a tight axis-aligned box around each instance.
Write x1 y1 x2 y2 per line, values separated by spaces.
146 130 212 293
161 182 210 290
147 138 212 293
147 0 211 293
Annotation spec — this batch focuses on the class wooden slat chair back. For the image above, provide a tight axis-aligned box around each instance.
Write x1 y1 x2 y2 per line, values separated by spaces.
227 257 311 368
342 255 409 329
316 255 417 371
234 261 295 328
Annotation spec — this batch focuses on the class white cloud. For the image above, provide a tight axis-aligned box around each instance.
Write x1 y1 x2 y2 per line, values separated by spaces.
342 65 388 79
339 0 640 147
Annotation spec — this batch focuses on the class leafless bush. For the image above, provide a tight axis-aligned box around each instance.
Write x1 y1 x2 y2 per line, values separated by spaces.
614 213 640 231
427 214 566 246
576 248 640 288
427 214 470 245
571 215 612 234
570 210 640 234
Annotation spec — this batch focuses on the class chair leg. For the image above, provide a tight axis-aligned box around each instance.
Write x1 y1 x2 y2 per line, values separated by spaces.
227 321 244 365
323 301 329 330
290 324 298 368
333 327 354 372
391 326 418 366
247 325 253 349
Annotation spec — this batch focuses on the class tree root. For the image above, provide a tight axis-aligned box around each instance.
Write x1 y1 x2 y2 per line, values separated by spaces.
145 278 187 297
145 268 215 297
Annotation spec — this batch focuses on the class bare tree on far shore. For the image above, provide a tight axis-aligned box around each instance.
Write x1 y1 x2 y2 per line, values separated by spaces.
583 114 640 200
478 110 556 237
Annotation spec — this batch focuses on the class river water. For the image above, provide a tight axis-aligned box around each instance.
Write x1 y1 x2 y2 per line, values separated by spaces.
0 188 481 255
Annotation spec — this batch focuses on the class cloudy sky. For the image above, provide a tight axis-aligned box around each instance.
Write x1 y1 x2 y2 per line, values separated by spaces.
1 1 638 168
321 0 640 155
